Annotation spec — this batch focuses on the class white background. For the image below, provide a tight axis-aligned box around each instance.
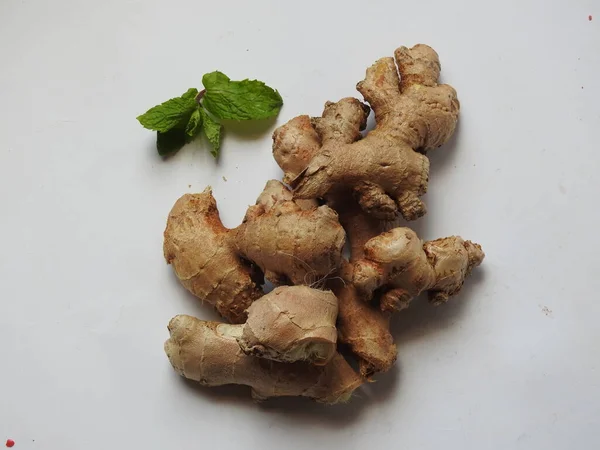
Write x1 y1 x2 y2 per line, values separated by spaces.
1 0 598 448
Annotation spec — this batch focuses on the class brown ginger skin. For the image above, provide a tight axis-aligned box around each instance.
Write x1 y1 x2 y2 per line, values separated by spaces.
255 179 317 211
273 89 398 377
162 44 485 402
239 286 338 365
353 228 485 312
333 280 396 378
271 45 481 376
163 181 345 323
273 44 459 221
163 190 261 323
236 188 344 287
273 98 369 187
165 314 362 404
327 195 398 378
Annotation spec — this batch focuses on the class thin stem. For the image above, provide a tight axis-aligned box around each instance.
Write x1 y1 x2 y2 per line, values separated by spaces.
195 89 206 104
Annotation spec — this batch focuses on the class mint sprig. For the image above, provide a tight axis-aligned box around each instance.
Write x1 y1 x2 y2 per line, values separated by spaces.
136 72 283 158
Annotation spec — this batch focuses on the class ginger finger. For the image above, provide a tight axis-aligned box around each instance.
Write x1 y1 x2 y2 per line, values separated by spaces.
165 314 362 404
239 286 338 365
164 181 345 322
273 97 398 376
327 196 398 377
163 189 261 323
353 228 485 312
276 44 459 220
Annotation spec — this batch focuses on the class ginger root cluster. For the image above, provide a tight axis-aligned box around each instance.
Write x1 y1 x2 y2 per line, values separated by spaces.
162 44 484 403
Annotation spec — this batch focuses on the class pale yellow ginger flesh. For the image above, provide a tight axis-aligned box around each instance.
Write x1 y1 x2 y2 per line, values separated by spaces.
165 314 362 404
163 181 345 323
273 44 459 221
353 228 485 312
239 286 338 365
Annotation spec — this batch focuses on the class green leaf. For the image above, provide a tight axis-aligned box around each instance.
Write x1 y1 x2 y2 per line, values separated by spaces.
156 128 187 156
137 88 198 132
186 108 203 137
202 71 230 87
201 71 283 120
180 88 199 101
200 109 223 158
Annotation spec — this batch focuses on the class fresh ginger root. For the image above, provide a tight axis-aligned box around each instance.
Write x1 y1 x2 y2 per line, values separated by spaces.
353 228 485 312
162 44 485 402
273 95 400 377
274 44 459 221
333 215 484 376
271 88 398 377
163 189 261 323
163 181 345 322
239 286 338 365
270 44 482 378
254 179 317 212
333 280 396 377
236 184 344 287
327 195 398 377
165 314 362 403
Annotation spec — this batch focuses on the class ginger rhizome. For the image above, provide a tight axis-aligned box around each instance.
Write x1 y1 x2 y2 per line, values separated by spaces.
271 44 483 378
333 205 484 376
162 43 485 403
163 181 345 323
238 286 338 365
353 229 485 312
328 196 398 377
165 313 361 404
274 44 459 221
